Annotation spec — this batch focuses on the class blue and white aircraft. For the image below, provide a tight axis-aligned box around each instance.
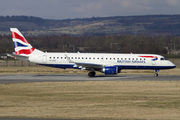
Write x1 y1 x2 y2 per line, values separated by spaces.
8 28 176 77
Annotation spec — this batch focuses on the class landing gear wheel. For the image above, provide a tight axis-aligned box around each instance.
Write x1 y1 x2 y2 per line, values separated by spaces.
154 73 158 77
154 70 159 77
88 72 96 77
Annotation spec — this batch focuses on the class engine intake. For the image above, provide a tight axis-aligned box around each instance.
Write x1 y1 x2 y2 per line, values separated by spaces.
102 66 118 75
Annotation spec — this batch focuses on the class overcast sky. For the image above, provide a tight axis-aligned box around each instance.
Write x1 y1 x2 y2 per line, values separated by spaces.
0 0 180 20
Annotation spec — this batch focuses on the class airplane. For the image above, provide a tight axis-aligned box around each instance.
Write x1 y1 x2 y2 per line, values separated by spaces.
8 28 176 77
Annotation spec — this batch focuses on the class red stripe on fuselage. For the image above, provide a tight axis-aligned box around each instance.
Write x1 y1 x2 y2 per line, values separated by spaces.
15 48 35 55
11 31 29 44
139 56 157 58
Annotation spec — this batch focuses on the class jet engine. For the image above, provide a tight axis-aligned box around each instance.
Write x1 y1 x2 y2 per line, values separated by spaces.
102 66 120 75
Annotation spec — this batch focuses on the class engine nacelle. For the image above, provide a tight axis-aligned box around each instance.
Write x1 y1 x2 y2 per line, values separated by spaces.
102 66 118 75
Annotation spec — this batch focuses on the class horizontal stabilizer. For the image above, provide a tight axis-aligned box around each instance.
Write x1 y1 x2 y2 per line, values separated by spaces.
7 53 29 62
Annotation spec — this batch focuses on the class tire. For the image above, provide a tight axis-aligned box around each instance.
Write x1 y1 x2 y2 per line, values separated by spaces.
154 73 158 77
88 72 96 77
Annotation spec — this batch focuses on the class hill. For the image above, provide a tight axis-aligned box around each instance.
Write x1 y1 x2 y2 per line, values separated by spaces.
1 15 180 36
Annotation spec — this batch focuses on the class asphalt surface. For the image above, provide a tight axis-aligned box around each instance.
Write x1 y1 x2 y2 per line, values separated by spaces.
0 74 179 84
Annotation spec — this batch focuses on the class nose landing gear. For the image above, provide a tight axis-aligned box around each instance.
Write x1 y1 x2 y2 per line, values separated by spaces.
154 70 159 77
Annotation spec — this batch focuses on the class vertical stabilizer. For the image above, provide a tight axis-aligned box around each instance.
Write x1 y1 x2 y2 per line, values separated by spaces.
10 28 43 56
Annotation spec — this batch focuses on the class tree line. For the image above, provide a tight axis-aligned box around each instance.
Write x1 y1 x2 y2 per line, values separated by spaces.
0 34 180 55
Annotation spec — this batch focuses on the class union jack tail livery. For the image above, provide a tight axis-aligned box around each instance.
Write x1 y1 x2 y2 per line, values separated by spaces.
10 28 35 56
10 28 43 58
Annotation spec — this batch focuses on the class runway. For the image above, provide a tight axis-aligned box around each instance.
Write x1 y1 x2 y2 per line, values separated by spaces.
0 74 179 84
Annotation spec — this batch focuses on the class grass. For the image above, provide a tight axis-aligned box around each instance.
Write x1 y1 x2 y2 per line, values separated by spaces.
0 66 88 75
0 81 180 120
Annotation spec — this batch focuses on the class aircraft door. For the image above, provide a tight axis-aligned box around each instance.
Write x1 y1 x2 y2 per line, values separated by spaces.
151 59 156 65
43 55 47 63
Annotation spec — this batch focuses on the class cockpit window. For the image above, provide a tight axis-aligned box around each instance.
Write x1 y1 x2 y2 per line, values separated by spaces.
161 58 168 61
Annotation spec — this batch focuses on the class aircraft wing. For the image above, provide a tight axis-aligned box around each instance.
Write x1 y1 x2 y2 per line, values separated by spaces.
65 54 103 70
74 62 103 69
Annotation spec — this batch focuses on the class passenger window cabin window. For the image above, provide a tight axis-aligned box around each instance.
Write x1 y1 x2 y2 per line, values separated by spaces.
50 57 51 59
89 57 91 59
136 58 138 60
65 57 66 59
61 57 63 59
71 57 73 59
114 58 115 60
82 57 84 59
78 57 80 59
93 57 95 59
97 58 99 59
129 58 130 60
57 57 59 59
121 58 123 60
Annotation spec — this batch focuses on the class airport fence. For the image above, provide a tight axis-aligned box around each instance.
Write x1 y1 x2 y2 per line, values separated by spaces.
0 53 38 67
0 59 38 67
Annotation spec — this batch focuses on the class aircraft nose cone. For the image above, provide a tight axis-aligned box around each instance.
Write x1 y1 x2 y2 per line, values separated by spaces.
169 61 176 68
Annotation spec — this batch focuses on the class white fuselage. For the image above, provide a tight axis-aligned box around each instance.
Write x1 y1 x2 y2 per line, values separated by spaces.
28 52 176 71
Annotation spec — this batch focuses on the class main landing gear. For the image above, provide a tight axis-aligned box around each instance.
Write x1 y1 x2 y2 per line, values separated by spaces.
154 70 159 77
88 71 96 77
